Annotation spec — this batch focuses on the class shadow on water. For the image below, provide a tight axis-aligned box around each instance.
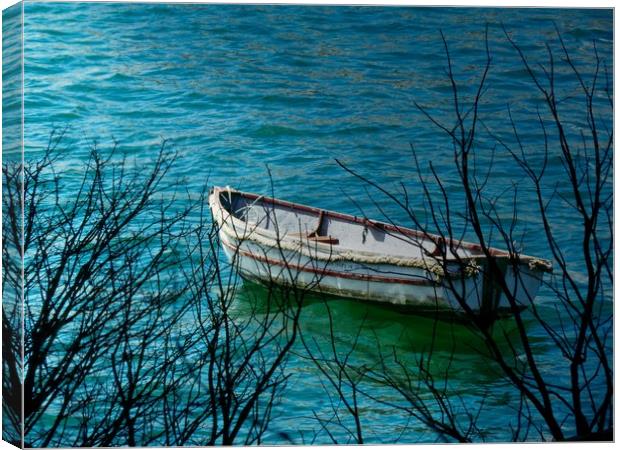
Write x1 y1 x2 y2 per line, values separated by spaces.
233 280 538 385
228 279 568 434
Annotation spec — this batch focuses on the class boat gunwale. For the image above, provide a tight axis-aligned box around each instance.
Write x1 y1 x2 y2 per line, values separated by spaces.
210 186 552 271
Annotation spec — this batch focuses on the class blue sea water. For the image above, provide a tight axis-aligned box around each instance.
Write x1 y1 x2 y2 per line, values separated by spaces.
12 1 613 444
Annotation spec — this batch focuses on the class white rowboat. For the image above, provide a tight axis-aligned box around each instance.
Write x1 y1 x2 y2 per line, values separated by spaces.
208 186 552 315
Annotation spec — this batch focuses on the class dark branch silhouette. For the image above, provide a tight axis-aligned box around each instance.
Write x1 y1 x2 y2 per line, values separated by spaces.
336 27 612 442
2 138 306 446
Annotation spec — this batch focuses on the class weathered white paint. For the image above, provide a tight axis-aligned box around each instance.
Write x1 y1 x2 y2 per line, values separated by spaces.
209 186 550 314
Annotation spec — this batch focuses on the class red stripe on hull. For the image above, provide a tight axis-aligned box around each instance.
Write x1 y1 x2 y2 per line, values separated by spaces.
221 239 438 287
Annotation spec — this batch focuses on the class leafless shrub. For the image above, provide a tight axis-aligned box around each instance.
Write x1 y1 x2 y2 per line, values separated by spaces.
337 26 612 441
2 136 304 446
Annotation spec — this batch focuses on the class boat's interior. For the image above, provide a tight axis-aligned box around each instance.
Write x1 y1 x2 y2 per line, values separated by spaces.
220 191 480 260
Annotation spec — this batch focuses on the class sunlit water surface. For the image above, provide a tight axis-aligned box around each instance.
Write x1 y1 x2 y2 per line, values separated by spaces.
14 2 613 444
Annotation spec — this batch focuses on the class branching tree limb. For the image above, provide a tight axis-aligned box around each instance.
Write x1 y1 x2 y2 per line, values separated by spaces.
337 27 612 441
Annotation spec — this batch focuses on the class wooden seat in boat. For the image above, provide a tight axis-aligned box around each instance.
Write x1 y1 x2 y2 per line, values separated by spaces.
289 210 339 245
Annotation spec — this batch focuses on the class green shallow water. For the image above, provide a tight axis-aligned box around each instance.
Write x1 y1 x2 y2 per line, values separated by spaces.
10 1 613 444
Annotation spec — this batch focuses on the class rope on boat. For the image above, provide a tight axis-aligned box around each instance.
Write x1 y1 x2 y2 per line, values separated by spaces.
209 191 551 281
527 257 554 272
218 222 486 280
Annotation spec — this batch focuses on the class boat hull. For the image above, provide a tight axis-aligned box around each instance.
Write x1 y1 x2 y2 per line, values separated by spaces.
217 224 543 314
209 187 548 315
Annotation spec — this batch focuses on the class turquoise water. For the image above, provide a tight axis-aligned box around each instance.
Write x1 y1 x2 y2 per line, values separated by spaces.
16 2 613 444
